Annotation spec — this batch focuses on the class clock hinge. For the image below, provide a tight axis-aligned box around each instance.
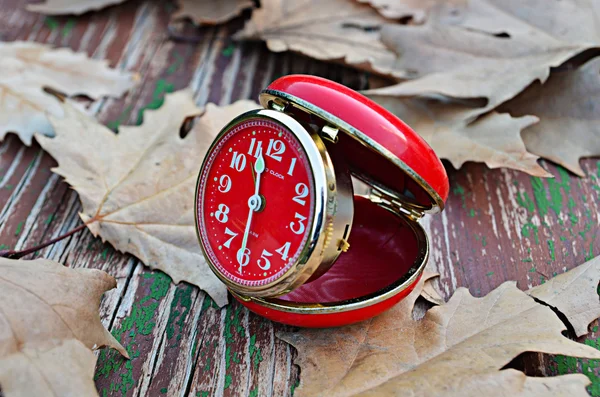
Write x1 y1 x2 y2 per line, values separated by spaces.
368 189 424 222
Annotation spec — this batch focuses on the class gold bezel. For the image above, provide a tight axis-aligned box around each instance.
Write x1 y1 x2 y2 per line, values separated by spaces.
194 109 347 297
231 206 429 314
259 90 445 214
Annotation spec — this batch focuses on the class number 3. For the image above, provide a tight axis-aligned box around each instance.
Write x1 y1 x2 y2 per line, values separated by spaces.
290 213 306 235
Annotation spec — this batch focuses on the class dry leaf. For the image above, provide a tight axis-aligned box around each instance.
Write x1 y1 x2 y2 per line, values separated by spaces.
234 0 402 78
0 41 136 145
27 0 128 14
366 94 551 177
356 0 453 23
500 57 600 177
0 257 127 397
173 0 254 25
36 90 259 307
421 272 444 306
378 0 600 108
280 256 600 397
527 255 600 337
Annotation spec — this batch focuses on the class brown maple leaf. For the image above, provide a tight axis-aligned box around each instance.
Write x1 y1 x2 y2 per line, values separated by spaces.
280 256 600 397
36 89 260 307
172 0 254 25
365 93 551 177
26 0 128 14
0 41 137 145
499 57 600 177
356 0 451 23
0 257 127 397
378 0 600 109
234 0 402 78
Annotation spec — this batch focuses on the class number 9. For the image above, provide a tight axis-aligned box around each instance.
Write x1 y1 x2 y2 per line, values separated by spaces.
218 174 231 193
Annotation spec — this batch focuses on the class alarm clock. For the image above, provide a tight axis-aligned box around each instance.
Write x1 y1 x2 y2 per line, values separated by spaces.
195 75 449 327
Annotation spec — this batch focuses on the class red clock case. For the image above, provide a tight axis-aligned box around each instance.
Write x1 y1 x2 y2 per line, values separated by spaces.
231 75 449 328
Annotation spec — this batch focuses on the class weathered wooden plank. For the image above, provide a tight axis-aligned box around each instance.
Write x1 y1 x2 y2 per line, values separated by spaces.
427 159 599 299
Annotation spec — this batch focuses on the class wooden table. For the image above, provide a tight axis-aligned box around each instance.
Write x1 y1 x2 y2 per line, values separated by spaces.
1 1 599 396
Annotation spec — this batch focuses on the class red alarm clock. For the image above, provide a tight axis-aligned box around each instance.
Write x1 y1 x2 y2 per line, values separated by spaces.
195 75 449 327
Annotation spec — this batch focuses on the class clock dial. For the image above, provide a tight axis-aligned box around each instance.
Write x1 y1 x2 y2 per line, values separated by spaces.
197 117 315 287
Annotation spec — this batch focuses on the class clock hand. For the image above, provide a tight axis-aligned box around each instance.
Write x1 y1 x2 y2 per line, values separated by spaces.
236 150 265 274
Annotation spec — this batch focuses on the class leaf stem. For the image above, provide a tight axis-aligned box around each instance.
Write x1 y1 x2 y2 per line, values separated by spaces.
0 223 89 259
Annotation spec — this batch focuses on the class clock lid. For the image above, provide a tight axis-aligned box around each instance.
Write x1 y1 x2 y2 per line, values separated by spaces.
259 75 449 215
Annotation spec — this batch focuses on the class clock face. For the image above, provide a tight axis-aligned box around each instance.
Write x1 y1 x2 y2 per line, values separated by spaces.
197 116 315 287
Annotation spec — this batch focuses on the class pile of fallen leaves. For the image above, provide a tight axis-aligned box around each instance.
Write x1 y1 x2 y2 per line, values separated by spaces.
8 0 600 177
1 0 600 396
234 0 600 177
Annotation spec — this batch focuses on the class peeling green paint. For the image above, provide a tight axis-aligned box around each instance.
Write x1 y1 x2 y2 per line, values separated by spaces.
468 208 476 217
586 242 595 261
453 184 467 209
486 271 494 277
160 387 168 394
291 379 300 396
44 16 60 30
222 43 236 57
580 223 592 239
166 286 193 343
521 223 540 244
107 105 133 130
95 272 172 396
249 334 264 370
45 214 55 225
222 304 245 390
167 52 184 75
516 190 535 213
249 388 259 397
547 240 556 261
14 221 23 236
224 374 232 389
136 79 175 125
531 177 550 217
62 18 76 38
555 336 600 396
191 337 199 360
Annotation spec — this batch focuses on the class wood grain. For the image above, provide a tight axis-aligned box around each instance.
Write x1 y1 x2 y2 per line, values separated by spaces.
1 0 599 396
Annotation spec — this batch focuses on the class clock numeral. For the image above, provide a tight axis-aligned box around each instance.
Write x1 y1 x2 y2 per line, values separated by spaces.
248 138 263 158
266 139 285 162
236 248 250 274
293 182 309 206
257 249 273 270
290 213 306 235
230 151 247 172
215 204 229 223
275 242 291 261
223 227 238 248
287 158 297 176
218 174 232 193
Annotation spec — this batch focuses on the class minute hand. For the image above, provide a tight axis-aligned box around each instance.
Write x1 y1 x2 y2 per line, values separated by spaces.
236 151 265 274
